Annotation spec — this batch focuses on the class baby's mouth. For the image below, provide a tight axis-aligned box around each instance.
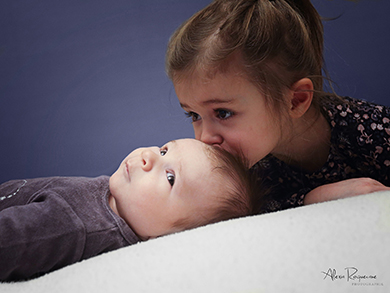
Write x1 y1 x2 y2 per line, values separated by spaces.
125 161 131 182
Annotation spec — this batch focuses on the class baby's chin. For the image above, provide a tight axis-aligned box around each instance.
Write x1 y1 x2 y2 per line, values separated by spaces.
108 173 120 198
107 189 119 215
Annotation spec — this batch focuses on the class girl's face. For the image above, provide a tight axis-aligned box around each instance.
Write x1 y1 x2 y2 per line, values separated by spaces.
174 70 285 166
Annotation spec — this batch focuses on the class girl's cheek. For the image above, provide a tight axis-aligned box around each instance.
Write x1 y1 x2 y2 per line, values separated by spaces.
222 141 240 155
193 130 201 141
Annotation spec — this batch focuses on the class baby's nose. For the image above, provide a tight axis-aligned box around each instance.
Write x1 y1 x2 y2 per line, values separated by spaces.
140 148 159 171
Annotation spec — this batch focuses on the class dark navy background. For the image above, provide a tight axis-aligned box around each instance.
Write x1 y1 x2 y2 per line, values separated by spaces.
1 0 389 183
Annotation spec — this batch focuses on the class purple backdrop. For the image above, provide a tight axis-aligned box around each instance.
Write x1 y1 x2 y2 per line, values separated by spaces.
1 0 389 183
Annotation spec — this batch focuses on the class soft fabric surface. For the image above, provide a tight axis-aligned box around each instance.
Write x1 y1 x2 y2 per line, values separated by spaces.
1 191 389 292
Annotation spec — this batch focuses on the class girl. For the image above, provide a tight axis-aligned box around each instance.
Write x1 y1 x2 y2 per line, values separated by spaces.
165 0 390 213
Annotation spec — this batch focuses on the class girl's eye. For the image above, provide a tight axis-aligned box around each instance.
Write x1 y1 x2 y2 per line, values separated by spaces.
215 109 234 120
184 111 201 122
166 171 175 187
160 147 167 156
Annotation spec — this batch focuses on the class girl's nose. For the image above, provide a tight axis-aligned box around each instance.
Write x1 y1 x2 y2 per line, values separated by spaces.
140 148 158 171
195 124 223 146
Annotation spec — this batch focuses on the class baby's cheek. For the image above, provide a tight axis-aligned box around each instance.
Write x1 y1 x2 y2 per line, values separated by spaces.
108 174 118 195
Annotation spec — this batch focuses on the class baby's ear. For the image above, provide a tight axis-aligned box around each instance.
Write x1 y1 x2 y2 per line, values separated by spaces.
288 78 314 119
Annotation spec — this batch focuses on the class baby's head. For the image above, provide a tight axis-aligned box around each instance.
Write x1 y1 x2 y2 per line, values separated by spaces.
109 138 255 240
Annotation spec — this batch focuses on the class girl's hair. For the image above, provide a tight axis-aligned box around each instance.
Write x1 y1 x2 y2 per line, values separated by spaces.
172 145 262 231
166 0 325 113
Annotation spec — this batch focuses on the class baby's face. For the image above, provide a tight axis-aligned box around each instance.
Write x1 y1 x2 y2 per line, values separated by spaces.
109 138 219 240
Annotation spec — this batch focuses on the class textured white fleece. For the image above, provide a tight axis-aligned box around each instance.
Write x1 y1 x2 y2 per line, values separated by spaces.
1 191 389 293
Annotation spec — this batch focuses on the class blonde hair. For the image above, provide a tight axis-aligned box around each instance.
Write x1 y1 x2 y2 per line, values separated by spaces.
166 0 325 113
172 145 262 231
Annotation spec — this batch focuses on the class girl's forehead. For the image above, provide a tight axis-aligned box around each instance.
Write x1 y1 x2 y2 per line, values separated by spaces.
173 52 247 85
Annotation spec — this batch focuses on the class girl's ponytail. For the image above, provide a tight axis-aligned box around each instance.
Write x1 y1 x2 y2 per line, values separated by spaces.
285 0 324 82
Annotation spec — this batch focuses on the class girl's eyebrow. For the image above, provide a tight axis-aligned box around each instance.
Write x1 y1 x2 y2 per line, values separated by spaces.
180 98 234 108
201 98 234 105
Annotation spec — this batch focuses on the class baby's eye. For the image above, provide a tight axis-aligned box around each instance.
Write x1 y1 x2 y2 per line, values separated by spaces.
160 147 168 156
166 171 175 187
184 111 201 122
215 109 234 120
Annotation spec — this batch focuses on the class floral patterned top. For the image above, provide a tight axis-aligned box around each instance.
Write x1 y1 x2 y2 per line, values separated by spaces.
250 96 390 213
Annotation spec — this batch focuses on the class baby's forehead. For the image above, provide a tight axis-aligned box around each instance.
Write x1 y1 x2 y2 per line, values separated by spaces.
184 140 217 162
171 139 210 153
173 139 218 170
167 139 221 174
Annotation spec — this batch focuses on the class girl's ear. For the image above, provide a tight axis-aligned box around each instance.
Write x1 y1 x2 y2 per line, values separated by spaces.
288 78 314 119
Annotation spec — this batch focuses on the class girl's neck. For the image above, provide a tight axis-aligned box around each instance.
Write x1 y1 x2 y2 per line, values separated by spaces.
273 106 331 172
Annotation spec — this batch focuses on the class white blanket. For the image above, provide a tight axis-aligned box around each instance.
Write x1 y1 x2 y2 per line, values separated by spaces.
1 191 389 292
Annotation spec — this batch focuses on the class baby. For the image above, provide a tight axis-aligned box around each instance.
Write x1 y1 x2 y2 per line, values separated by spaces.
0 139 255 282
